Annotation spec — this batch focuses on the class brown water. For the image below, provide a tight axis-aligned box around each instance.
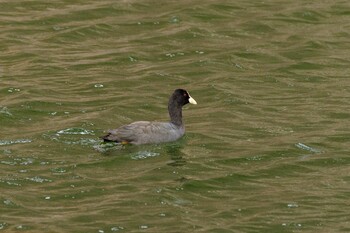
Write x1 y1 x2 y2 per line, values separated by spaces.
1 0 350 232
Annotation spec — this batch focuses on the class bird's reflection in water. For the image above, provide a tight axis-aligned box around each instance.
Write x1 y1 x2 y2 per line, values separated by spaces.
165 143 187 167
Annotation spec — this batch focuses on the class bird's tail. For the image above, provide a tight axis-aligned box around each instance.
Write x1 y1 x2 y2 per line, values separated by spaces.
100 133 117 143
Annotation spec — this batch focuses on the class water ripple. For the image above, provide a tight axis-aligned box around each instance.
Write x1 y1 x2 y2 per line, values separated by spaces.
0 139 32 146
295 143 321 153
131 151 160 160
57 128 94 135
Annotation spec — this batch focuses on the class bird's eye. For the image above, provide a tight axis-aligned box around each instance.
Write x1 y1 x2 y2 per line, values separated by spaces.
183 93 187 97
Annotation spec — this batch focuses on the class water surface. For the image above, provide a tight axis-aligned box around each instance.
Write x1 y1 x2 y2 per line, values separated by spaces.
1 0 350 232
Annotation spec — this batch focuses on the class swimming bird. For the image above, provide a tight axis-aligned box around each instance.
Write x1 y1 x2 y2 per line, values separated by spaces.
101 89 197 145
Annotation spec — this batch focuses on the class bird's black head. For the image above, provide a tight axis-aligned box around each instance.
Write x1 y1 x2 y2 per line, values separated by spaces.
171 89 197 106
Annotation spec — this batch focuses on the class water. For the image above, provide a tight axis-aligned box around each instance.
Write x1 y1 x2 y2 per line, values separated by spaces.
1 0 350 232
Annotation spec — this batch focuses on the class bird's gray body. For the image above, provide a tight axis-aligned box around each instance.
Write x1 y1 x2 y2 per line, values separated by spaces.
103 121 185 145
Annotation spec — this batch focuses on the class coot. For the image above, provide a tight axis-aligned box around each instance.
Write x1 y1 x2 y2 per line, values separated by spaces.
101 89 197 145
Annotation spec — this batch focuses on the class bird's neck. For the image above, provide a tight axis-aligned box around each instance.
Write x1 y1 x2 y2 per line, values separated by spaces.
168 102 183 126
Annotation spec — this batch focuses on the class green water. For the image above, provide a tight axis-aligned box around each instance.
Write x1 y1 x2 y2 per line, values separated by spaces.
1 1 350 232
